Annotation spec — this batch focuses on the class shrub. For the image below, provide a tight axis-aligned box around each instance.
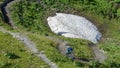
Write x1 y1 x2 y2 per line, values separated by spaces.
4 52 20 59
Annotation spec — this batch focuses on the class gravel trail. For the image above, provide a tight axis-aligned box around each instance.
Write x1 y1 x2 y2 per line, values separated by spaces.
0 0 107 66
1 0 58 67
0 27 58 68
88 43 107 63
48 36 107 63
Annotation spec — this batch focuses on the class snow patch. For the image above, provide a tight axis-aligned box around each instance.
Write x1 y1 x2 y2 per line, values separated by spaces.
47 13 102 43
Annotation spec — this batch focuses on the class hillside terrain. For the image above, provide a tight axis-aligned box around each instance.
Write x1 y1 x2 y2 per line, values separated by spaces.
0 0 120 68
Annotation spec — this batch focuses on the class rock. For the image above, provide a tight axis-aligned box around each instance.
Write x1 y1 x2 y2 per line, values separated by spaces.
47 13 102 43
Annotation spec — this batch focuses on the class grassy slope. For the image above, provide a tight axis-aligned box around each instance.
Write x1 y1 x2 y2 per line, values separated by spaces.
1 0 120 68
27 33 93 68
98 19 120 66
0 31 50 68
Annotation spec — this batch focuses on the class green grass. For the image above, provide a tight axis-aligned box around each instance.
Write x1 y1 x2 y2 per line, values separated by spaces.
27 33 93 68
1 0 120 68
0 31 49 68
9 0 120 67
97 19 120 67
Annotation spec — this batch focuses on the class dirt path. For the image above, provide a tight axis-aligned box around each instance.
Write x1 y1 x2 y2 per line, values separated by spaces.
0 27 58 68
1 0 107 65
48 36 107 63
4 0 19 28
88 43 107 63
0 0 18 28
1 0 58 67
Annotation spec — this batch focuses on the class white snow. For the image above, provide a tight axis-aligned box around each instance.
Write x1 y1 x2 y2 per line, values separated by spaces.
47 13 102 43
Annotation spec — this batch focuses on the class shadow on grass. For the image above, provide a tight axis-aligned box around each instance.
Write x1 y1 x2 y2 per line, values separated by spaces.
4 52 20 59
